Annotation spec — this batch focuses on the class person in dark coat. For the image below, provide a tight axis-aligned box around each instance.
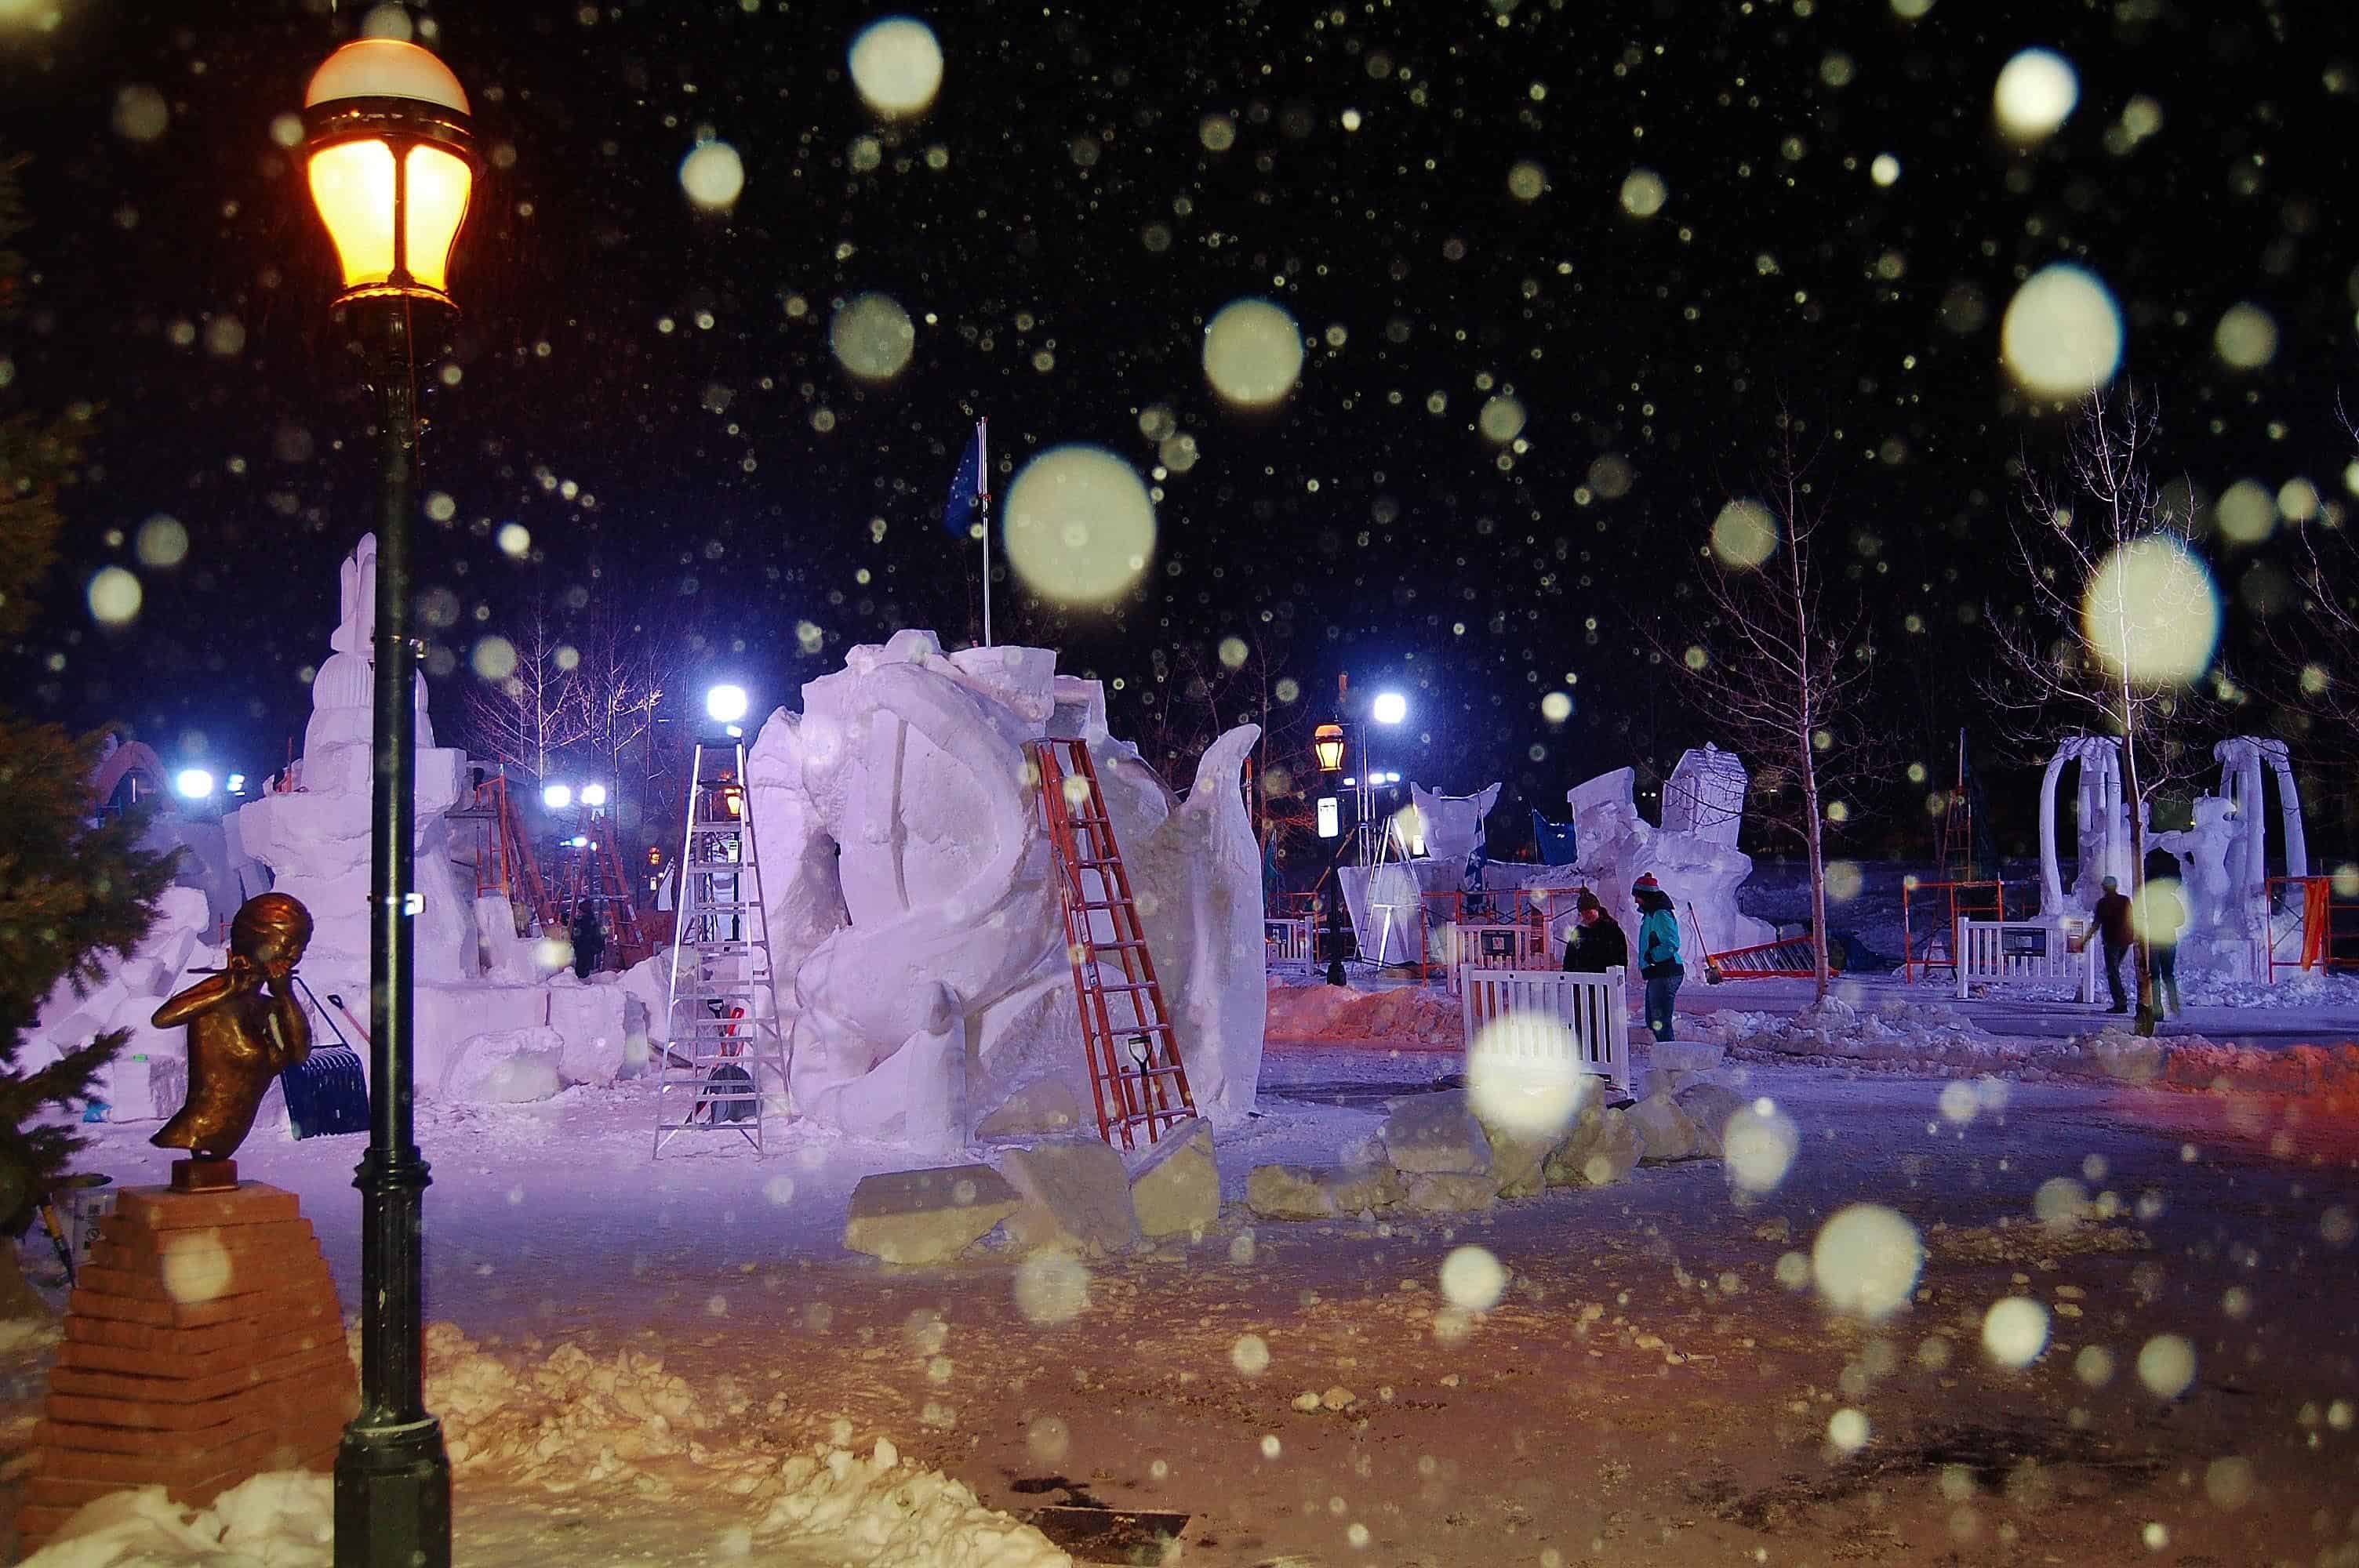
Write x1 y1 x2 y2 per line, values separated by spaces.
569 902 606 979
2094 874 2134 1014
1561 890 1629 975
2140 849 2186 1020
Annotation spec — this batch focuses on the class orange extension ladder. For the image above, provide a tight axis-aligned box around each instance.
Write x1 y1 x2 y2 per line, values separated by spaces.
552 815 652 968
1027 738 1198 1151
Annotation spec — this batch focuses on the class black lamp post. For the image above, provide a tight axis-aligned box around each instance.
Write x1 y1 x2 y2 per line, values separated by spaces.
300 34 477 1568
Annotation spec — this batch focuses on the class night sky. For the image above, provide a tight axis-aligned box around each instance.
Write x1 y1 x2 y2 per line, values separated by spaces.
2 0 2353 853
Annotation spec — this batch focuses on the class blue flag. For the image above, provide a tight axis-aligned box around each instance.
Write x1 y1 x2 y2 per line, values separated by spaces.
943 424 984 538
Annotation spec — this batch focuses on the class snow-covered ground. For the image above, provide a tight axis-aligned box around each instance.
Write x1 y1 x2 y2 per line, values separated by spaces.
14 960 2359 1566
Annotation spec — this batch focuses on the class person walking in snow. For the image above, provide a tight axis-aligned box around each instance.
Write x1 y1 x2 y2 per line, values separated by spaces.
2095 875 2135 1014
1632 874 1684 1041
1561 890 1628 975
2139 850 2187 1021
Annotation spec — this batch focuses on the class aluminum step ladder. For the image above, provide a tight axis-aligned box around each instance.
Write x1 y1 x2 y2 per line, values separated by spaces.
1028 737 1197 1152
655 738 787 1153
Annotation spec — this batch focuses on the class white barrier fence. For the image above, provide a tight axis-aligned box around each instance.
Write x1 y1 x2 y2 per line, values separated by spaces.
1264 916 1314 964
1460 966 1633 1094
1956 920 2100 1004
1443 923 1551 994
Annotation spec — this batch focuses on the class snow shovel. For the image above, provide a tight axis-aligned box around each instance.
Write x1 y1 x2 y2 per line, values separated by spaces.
1687 901 1726 985
284 975 371 1139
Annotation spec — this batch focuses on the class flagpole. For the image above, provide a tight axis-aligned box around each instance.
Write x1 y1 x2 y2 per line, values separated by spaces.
977 416 992 648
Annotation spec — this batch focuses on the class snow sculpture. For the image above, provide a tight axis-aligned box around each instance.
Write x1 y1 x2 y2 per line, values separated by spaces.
2037 736 2132 918
234 533 477 1001
1659 743 1748 850
745 630 1264 1149
1407 782 1501 868
2146 737 2311 978
1557 765 1773 974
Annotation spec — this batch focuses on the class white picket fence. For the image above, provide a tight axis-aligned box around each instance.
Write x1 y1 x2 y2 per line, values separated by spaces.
1956 920 2100 1004
1264 916 1314 964
1459 966 1632 1094
1442 923 1550 994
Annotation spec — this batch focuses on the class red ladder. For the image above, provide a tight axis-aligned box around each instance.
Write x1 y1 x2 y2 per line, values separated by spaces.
1028 738 1197 1151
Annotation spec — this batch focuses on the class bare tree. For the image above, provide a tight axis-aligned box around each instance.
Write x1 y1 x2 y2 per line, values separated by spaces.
1982 384 2225 1036
2254 403 2359 766
463 600 589 786
570 608 682 815
1662 412 1875 1001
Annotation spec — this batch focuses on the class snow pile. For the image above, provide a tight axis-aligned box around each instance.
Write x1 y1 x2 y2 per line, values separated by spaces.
2052 1028 2359 1104
21 1472 332 1568
1699 996 1992 1062
417 1323 714 1479
1263 980 1463 1047
2181 967 2359 1014
755 1437 1069 1567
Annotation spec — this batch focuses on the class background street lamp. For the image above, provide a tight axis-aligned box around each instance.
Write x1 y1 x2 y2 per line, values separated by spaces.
705 682 750 735
173 768 216 800
302 33 476 1568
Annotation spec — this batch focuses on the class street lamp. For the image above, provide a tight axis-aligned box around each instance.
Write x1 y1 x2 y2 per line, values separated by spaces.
302 32 475 1568
174 768 216 800
1312 722 1346 774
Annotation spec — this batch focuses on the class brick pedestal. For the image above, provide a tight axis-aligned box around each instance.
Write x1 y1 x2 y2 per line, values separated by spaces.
14 1182 357 1552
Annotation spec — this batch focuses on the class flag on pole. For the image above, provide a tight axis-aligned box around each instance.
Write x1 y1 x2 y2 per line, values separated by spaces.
943 423 986 538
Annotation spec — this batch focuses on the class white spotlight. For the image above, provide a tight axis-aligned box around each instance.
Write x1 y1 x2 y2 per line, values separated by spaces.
706 684 750 724
174 768 215 800
543 782 573 810
1372 691 1408 725
580 783 609 808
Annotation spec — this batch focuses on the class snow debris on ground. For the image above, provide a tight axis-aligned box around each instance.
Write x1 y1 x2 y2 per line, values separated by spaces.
21 1472 333 1568
1265 978 1463 1047
25 1328 1067 1568
2182 967 2359 1011
1693 995 1990 1062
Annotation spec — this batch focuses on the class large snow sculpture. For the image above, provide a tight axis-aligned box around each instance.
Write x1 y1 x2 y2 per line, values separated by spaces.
1659 742 1747 849
2147 737 2311 978
1558 763 1773 973
2037 736 2132 918
235 535 477 1000
745 630 1263 1149
1408 781 1501 868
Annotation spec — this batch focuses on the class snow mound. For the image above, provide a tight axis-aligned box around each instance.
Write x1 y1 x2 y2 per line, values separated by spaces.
1699 996 1990 1059
757 1437 1069 1566
419 1323 711 1477
1264 980 1463 1047
23 1471 332 1567
2182 968 2359 1012
2055 1028 2359 1103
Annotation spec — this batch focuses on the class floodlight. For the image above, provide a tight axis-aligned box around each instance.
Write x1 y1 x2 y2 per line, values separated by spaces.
174 768 216 800
226 774 246 793
569 834 589 848
1371 691 1408 725
706 684 749 724
580 782 609 808
543 782 572 809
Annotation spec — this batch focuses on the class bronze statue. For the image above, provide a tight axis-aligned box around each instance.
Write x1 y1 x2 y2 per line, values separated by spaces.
151 891 314 1171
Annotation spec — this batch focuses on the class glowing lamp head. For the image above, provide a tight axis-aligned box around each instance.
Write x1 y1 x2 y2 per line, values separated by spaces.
302 38 476 307
542 782 572 810
580 783 609 808
1312 722 1347 773
225 773 246 793
706 684 750 724
174 768 216 800
1372 691 1408 726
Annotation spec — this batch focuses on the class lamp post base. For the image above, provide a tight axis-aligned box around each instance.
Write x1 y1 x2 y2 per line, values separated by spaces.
333 1418 451 1568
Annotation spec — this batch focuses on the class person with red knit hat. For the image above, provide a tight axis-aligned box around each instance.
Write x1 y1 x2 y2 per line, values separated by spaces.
1631 874 1683 1040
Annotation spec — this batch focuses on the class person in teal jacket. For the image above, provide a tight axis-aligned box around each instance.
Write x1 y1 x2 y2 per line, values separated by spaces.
1632 873 1683 1041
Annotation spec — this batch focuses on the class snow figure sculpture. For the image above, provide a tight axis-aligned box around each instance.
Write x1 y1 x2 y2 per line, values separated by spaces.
234 534 476 998
1557 766 1773 975
2037 736 2132 918
1659 743 1748 849
2146 739 2310 979
745 630 1264 1149
1407 782 1501 869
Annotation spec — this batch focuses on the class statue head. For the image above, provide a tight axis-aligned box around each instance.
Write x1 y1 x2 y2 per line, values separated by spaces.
229 891 312 981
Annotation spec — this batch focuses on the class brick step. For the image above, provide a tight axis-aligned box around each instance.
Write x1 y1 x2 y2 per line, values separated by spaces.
48 1340 353 1405
94 1215 321 1258
112 1185 301 1231
64 1299 341 1357
45 1361 355 1432
89 1236 325 1280
18 1438 336 1527
65 1279 339 1330
71 1257 333 1309
38 1410 351 1490
59 1322 348 1381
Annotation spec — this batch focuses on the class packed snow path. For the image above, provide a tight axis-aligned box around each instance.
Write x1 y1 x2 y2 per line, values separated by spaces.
18 1024 2356 1567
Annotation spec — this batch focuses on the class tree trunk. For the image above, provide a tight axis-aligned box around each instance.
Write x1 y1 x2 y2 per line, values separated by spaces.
0 1235 57 1321
1801 732 1831 1003
2121 711 2159 1039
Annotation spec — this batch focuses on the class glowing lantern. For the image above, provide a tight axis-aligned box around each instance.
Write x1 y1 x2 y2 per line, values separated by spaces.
303 39 476 307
